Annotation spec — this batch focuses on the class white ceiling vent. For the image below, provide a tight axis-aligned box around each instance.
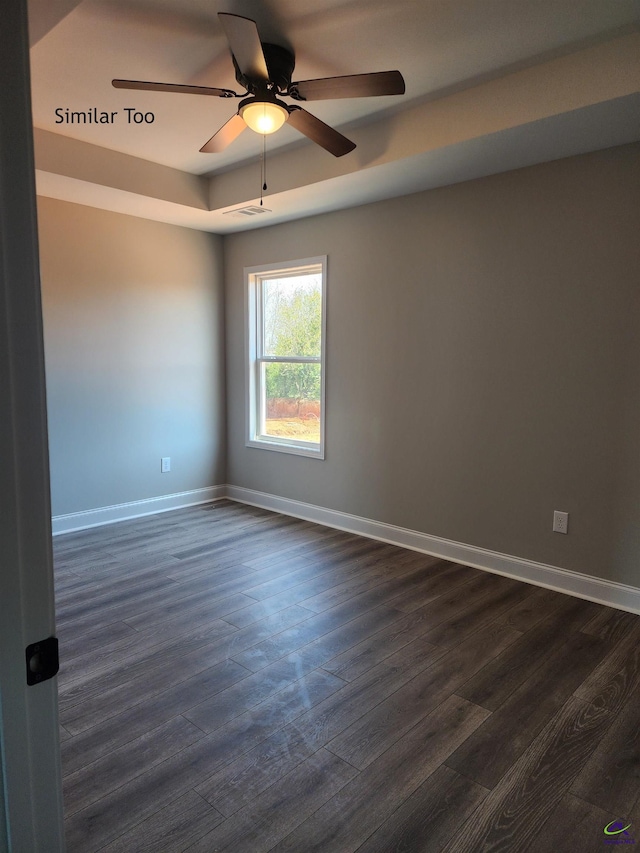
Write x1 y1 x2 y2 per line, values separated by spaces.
223 205 272 218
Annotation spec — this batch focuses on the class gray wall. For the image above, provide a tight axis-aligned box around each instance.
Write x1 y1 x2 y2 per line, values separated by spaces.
224 143 640 586
38 197 226 516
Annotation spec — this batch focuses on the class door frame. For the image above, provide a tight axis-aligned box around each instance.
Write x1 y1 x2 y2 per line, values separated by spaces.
0 0 66 850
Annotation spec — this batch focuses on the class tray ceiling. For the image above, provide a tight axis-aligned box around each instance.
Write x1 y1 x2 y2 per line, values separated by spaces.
28 0 640 232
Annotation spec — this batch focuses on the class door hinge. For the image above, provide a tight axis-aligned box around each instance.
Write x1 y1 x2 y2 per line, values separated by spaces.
26 636 59 685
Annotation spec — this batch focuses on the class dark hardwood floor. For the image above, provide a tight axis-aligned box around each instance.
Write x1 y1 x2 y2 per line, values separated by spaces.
53 500 640 852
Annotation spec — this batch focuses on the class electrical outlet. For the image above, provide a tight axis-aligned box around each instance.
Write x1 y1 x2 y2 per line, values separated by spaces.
553 510 568 534
161 457 171 473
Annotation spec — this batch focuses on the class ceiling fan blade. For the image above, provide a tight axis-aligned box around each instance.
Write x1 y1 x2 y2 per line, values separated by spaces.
290 70 405 101
199 113 246 153
218 13 268 83
287 107 355 157
112 79 236 97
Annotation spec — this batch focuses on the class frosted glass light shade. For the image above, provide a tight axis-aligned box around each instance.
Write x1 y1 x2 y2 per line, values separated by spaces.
240 100 288 135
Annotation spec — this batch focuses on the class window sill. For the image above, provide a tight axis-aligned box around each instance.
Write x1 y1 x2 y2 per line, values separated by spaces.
247 437 325 459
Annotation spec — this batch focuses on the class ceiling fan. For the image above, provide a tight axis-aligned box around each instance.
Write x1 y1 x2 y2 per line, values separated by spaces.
112 12 405 157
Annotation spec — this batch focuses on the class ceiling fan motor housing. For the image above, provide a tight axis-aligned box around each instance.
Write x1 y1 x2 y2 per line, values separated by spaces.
232 43 296 94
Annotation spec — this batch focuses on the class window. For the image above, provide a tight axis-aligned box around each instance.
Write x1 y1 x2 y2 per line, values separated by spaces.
246 257 326 458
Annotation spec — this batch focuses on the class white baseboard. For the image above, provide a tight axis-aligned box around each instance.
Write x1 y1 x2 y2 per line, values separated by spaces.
226 485 640 615
51 486 226 535
52 483 640 615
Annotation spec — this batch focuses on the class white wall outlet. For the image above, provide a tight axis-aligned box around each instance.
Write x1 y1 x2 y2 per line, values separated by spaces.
161 457 171 473
553 510 568 534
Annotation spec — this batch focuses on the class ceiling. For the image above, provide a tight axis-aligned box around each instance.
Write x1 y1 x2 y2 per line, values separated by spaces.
28 0 640 234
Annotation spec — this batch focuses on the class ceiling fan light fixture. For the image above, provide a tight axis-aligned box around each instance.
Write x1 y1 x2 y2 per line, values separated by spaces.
240 99 288 135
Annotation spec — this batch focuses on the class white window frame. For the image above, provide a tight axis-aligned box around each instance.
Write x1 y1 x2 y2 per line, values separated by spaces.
246 256 327 459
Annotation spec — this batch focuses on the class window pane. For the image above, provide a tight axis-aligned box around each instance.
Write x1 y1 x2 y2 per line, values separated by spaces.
262 361 321 444
262 273 322 358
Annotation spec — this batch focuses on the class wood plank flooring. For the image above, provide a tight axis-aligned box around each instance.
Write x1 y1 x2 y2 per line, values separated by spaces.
53 500 640 852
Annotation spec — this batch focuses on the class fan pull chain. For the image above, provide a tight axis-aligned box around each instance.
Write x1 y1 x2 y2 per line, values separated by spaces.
260 134 268 206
